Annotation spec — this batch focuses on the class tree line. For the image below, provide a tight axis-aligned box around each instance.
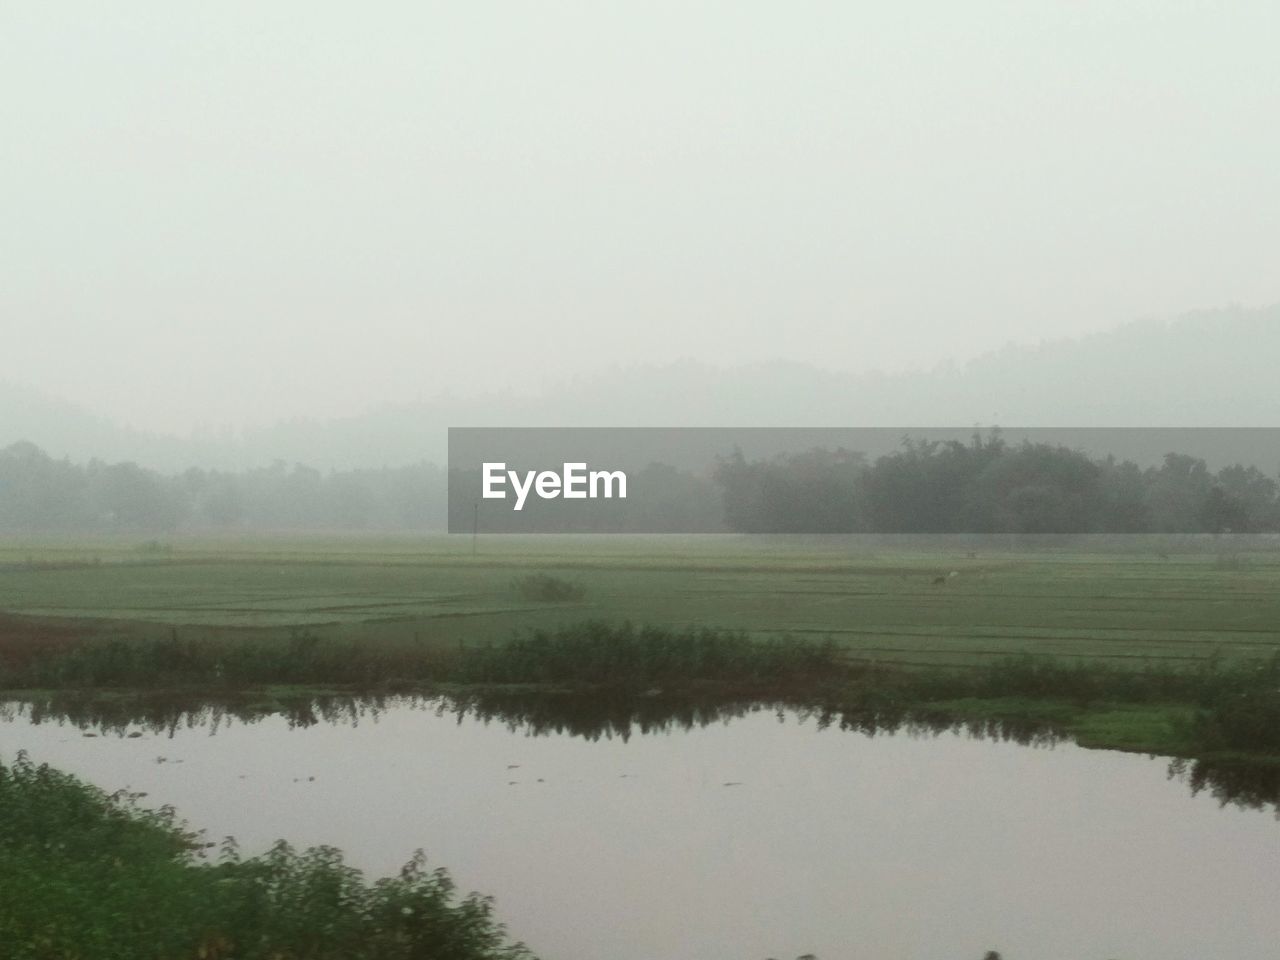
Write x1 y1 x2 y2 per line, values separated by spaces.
0 441 444 534
3 434 1279 534
714 432 1280 533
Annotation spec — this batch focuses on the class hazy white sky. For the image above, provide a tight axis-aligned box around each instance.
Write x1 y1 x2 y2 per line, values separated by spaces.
3 2 1277 433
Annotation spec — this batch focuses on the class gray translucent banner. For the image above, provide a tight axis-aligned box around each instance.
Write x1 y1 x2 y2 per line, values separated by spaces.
447 427 1280 535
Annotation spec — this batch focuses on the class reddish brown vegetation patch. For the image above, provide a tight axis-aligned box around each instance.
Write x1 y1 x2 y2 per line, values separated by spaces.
0 614 88 669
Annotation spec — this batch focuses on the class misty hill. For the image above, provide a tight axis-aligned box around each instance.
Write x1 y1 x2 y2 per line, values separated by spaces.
3 306 1277 471
0 382 200 468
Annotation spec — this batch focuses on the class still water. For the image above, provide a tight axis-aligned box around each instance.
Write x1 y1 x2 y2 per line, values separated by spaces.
3 697 1278 960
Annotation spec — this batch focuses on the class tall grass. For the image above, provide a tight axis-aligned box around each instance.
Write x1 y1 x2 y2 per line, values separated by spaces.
0 622 842 692
452 621 842 688
0 630 451 689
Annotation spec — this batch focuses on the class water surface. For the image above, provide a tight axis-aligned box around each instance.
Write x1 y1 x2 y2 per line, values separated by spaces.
3 697 1277 960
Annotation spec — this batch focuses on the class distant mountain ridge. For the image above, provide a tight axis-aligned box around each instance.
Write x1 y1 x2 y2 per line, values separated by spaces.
0 381 194 468
3 305 1277 471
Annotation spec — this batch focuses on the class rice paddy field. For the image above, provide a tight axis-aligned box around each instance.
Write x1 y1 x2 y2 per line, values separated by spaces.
1 534 1278 671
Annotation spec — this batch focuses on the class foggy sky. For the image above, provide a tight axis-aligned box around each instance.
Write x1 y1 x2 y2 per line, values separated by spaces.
4 2 1278 433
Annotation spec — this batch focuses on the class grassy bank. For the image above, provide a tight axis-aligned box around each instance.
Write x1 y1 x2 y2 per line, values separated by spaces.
0 753 533 960
828 650 1280 761
3 620 1278 763
0 621 838 691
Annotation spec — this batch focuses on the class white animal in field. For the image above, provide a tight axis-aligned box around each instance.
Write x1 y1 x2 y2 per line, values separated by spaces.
948 570 959 578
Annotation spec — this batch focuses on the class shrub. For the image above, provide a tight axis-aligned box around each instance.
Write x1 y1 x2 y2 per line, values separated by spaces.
0 753 533 960
511 573 586 602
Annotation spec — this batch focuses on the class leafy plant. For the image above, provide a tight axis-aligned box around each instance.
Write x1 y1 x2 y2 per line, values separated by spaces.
0 753 534 960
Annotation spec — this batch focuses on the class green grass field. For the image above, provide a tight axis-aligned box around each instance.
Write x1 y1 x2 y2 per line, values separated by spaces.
2 534 1278 670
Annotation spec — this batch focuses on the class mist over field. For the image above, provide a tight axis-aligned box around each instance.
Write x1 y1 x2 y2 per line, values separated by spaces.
6 308 1280 535
3 307 1280 473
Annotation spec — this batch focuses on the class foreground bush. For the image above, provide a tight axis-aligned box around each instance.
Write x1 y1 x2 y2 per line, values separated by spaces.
0 754 533 960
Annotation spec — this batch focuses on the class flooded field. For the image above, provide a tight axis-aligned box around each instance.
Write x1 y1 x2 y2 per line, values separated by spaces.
3 697 1278 960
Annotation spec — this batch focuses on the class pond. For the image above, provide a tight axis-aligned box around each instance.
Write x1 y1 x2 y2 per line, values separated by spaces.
3 695 1278 960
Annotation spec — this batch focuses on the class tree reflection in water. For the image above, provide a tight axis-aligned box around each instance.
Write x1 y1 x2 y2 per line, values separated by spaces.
3 689 1276 816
